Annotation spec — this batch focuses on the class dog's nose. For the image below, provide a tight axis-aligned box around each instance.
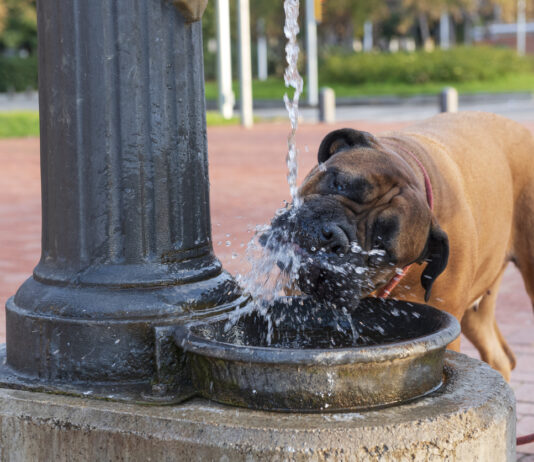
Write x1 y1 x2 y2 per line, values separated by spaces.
320 224 350 254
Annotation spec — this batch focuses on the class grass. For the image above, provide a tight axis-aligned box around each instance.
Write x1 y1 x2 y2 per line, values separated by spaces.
0 110 241 139
205 111 240 126
0 111 39 138
205 78 292 101
205 73 534 100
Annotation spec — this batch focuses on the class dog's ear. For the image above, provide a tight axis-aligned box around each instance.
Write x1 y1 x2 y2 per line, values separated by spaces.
318 128 378 164
420 222 449 302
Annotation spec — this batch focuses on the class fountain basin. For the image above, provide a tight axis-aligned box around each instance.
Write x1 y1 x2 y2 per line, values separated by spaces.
173 297 460 412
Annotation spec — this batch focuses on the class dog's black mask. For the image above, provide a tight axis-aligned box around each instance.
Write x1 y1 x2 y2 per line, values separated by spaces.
260 198 368 306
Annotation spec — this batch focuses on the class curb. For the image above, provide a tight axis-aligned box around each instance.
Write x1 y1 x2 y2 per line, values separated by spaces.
206 91 534 110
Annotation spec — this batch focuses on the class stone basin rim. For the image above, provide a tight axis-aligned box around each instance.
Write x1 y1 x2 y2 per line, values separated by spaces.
173 303 461 366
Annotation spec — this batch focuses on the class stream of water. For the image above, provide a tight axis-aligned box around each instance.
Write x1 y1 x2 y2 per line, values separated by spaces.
283 0 304 208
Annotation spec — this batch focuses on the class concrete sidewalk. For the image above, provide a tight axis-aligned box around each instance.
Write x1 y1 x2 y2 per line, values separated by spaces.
0 91 39 112
0 121 533 459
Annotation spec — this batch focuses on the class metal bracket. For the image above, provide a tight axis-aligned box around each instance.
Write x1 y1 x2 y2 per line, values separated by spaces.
172 0 208 23
151 326 196 403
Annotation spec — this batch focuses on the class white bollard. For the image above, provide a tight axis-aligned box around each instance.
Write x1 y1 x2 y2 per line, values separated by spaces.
440 87 458 113
319 87 336 123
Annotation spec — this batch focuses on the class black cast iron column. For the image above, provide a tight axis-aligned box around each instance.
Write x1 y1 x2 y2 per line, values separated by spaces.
4 0 242 398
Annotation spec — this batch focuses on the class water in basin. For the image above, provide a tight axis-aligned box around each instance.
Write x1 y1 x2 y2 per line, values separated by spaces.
190 297 443 349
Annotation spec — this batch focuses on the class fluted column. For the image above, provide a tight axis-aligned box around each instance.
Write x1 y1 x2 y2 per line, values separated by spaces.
5 0 241 395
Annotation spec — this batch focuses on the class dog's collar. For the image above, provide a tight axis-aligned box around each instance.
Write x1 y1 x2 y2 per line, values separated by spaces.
377 145 434 299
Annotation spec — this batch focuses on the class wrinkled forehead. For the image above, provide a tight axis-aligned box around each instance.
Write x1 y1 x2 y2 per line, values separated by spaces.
303 146 413 188
327 147 409 175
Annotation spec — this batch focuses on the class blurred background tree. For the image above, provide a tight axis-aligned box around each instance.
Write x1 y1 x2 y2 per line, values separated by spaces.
483 0 534 21
0 0 37 55
0 2 7 37
0 0 37 93
391 0 478 42
321 0 387 44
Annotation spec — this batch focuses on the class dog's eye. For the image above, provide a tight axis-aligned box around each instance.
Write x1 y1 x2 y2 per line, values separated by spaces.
332 178 345 192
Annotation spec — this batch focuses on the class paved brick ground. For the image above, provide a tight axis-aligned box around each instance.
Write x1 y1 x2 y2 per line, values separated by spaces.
1 121 534 458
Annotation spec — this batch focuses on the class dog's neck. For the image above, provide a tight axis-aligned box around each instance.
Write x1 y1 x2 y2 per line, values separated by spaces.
397 143 433 210
381 138 434 211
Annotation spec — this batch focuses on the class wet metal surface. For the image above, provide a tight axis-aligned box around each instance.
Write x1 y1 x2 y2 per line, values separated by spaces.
3 0 242 400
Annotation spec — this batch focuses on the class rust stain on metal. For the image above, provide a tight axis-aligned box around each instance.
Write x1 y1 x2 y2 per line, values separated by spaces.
172 0 208 23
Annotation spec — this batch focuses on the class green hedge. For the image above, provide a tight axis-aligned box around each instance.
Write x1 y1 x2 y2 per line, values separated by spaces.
0 56 38 92
320 46 534 85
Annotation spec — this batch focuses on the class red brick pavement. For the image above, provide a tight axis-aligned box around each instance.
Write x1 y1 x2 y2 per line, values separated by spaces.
1 121 534 457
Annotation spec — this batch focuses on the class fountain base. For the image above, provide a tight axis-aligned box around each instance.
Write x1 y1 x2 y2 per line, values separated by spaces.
0 351 515 461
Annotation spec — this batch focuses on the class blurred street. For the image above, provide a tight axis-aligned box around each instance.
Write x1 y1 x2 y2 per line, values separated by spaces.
1 118 533 457
3 89 534 122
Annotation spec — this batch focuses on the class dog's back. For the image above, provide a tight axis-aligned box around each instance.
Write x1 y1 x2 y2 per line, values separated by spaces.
390 112 534 379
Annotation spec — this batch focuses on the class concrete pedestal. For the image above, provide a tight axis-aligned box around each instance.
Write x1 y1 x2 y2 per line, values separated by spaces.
0 352 515 461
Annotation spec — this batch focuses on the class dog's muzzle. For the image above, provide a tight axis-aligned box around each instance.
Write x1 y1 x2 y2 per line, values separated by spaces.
261 202 366 306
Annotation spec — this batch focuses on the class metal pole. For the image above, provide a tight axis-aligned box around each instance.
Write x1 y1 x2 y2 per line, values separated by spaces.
517 0 527 56
440 12 450 50
216 0 234 119
363 21 373 52
257 18 268 81
305 0 319 106
4 0 242 401
238 0 253 127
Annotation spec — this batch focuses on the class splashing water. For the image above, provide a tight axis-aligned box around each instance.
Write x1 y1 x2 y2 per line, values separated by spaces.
236 225 299 304
283 0 304 207
231 1 305 309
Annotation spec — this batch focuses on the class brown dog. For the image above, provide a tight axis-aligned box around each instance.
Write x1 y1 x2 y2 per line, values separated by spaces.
281 111 534 381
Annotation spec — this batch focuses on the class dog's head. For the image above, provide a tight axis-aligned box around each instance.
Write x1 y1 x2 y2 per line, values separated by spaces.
264 128 449 305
